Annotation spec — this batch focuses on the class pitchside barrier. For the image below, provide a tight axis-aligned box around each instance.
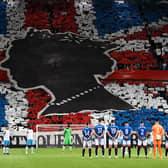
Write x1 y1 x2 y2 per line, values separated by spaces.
0 124 167 147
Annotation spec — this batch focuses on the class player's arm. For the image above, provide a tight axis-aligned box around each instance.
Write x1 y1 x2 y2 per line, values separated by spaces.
128 129 132 139
122 130 128 139
82 129 85 138
165 130 168 138
10 129 14 139
107 129 113 138
70 128 72 136
161 127 164 136
152 126 155 136
63 129 66 136
136 130 140 138
87 130 92 140
99 130 105 138
93 129 99 138
145 130 149 138
114 129 119 139
121 130 124 138
136 129 142 140
99 127 105 138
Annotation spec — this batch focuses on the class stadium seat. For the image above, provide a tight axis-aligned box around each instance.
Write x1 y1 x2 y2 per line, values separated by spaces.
0 1 7 35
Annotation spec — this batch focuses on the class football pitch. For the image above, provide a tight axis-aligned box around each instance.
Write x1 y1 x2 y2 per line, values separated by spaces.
0 148 168 168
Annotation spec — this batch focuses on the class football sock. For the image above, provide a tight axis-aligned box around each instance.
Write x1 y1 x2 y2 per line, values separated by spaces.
115 148 118 156
144 147 147 156
6 147 9 154
26 146 28 154
165 149 168 157
108 148 111 156
62 146 65 152
69 146 72 152
3 147 5 154
95 146 98 156
31 147 34 154
89 149 92 157
82 149 85 157
158 145 162 158
137 147 140 156
101 146 105 156
128 147 131 158
122 147 125 158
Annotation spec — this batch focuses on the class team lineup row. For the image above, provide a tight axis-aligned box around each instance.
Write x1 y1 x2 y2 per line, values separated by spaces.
79 119 167 159
1 118 168 159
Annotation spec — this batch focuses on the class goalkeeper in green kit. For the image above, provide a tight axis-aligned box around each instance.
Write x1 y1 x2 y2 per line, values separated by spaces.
62 123 72 153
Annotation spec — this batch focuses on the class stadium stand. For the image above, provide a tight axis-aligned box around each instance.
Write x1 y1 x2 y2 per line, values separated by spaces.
0 0 167 131
113 108 168 132
0 83 28 127
51 0 79 33
0 1 7 35
24 1 51 30
92 0 143 37
0 93 8 127
109 50 157 70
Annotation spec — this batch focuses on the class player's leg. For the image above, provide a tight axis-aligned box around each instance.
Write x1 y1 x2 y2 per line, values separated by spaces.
3 145 6 154
153 140 157 158
137 139 141 158
25 145 29 155
100 138 105 157
158 140 162 158
6 145 9 154
62 137 68 153
108 139 112 158
165 141 168 157
68 138 72 153
82 140 86 158
143 140 148 158
26 139 29 154
114 139 118 158
3 140 6 154
88 140 92 158
31 140 34 154
95 139 99 157
127 140 131 158
5 141 10 154
122 140 126 158
150 141 153 154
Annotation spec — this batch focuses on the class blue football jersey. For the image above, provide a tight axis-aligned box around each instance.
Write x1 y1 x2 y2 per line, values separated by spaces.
137 126 148 140
165 127 168 140
94 124 105 139
82 127 92 140
107 124 119 138
122 125 132 140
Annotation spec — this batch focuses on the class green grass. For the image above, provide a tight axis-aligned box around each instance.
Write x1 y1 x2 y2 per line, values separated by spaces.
0 148 168 168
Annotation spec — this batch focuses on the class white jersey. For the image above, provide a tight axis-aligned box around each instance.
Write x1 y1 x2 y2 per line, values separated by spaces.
26 129 34 140
3 130 10 141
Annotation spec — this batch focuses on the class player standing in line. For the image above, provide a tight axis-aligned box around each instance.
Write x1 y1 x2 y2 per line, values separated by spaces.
62 123 72 154
3 126 10 155
152 119 164 159
137 121 148 158
165 123 168 157
82 122 92 158
25 126 34 155
121 121 132 158
94 119 105 158
107 119 119 159
148 132 153 154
